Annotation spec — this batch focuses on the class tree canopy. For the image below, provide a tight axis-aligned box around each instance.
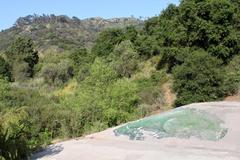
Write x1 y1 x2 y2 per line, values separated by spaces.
173 51 228 106
0 57 11 81
1 0 240 159
5 37 39 81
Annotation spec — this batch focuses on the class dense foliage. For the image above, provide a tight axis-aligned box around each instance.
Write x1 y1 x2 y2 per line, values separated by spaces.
5 37 39 81
0 57 11 81
1 0 240 159
0 36 166 159
173 51 229 106
142 0 240 105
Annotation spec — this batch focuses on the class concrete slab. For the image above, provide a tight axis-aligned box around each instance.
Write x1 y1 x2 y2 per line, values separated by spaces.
32 102 240 160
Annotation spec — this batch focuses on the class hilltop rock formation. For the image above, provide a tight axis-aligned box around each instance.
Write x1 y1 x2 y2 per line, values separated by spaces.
0 14 143 52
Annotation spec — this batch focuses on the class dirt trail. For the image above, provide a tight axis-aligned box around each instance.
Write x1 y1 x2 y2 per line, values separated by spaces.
225 94 240 101
161 82 176 108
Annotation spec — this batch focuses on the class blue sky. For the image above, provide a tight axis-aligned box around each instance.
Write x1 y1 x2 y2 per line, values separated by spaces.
0 0 179 30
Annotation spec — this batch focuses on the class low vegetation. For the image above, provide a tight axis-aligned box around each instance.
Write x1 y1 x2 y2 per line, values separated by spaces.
0 0 240 159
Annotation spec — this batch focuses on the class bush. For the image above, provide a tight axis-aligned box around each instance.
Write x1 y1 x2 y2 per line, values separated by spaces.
70 47 89 66
92 28 125 57
108 79 139 113
0 57 11 81
173 51 231 106
40 60 74 86
109 40 139 78
5 37 39 81
225 55 240 94
0 108 31 160
156 47 190 72
69 47 93 74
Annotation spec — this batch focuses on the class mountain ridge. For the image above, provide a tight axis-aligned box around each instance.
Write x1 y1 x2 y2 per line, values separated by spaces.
0 14 144 52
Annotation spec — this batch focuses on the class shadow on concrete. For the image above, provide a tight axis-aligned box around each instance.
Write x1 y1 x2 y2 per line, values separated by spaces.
31 144 64 159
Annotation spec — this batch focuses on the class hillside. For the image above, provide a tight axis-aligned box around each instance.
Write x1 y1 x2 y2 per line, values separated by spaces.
0 14 143 52
1 0 240 159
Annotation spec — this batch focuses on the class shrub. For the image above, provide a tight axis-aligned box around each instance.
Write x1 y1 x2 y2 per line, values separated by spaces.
5 37 39 81
69 47 93 74
173 51 230 106
0 57 11 81
40 60 74 86
225 55 240 94
0 108 31 160
109 40 139 78
92 28 125 57
70 47 89 67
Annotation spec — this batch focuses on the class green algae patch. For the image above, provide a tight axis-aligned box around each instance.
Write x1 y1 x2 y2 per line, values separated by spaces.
114 108 227 141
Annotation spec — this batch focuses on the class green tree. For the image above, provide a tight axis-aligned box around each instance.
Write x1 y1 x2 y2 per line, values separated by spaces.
124 26 138 42
156 47 190 72
135 35 160 58
92 29 125 57
5 37 38 81
69 47 93 78
173 51 229 106
0 57 11 81
109 40 139 78
144 0 240 62
70 47 91 67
